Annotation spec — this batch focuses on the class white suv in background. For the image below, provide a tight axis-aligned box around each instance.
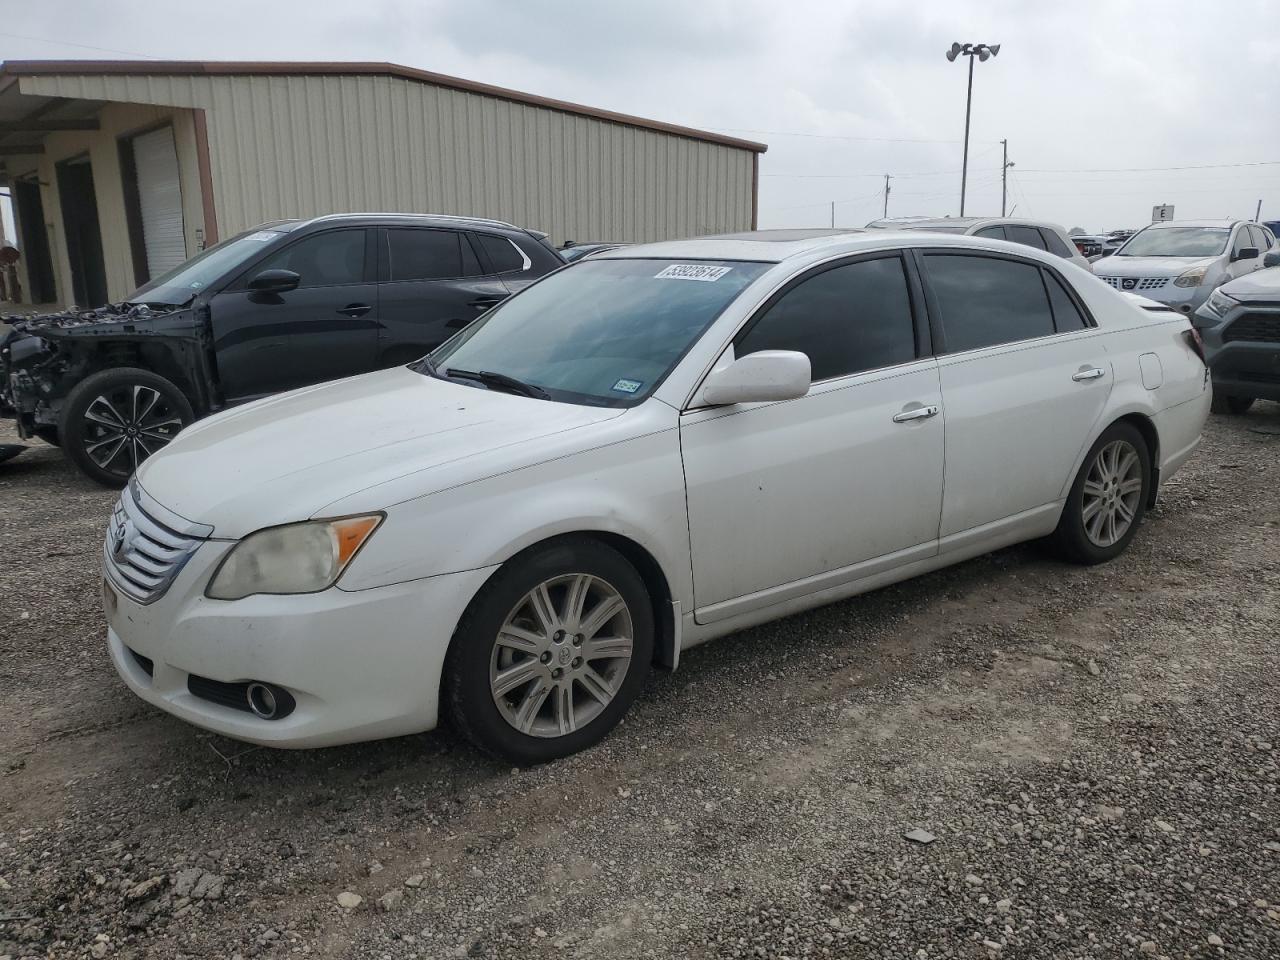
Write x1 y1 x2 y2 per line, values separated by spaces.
866 217 1093 272
1095 219 1276 315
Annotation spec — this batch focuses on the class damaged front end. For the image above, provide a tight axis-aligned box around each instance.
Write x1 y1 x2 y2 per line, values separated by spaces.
0 302 216 441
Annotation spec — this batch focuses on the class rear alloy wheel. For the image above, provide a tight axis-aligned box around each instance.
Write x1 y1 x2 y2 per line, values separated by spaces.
60 368 194 487
1211 394 1255 415
1052 422 1150 564
445 538 653 764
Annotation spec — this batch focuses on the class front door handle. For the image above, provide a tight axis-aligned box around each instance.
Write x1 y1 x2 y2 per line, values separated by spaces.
892 404 940 423
1072 366 1106 382
338 303 372 318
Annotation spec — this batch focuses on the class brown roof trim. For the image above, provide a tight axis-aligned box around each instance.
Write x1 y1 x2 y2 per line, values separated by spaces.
0 60 768 154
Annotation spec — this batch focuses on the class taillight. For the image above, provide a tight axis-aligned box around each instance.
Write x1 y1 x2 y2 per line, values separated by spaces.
1183 325 1207 365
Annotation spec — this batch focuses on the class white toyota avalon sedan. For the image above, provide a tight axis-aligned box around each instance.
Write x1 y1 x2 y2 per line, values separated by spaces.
103 228 1210 763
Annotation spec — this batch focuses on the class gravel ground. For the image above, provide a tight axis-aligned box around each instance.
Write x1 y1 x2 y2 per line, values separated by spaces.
1 406 1278 960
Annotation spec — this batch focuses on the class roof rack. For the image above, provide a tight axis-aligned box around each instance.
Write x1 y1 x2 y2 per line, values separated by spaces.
309 212 522 230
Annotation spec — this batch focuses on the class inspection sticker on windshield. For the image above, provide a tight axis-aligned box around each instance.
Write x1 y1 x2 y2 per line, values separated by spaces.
611 378 643 394
654 264 732 282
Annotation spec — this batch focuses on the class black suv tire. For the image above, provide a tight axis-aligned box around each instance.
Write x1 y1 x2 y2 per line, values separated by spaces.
1211 394 1255 415
60 368 194 487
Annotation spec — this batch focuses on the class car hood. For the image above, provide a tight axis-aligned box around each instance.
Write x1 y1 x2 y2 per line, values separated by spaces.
1218 266 1280 300
136 366 625 538
1096 256 1217 277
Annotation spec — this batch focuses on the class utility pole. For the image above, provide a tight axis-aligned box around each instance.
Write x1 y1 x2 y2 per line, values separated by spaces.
1001 139 1009 217
830 201 835 228
883 174 892 218
1257 199 1263 220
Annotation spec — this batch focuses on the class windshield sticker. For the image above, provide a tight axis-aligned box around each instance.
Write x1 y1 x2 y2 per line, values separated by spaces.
611 378 643 394
654 264 732 282
247 231 279 242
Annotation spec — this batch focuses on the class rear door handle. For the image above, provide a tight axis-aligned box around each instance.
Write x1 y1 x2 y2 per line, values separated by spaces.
468 296 505 311
338 303 372 318
1072 367 1106 382
892 404 940 423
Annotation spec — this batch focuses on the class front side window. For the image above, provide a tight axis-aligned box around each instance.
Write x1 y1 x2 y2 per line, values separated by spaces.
735 256 917 381
428 258 770 406
1005 225 1048 251
253 229 366 288
1117 227 1230 258
924 254 1055 352
386 229 480 281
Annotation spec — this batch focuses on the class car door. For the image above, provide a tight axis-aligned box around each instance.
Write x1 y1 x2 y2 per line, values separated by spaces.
679 253 945 623
918 250 1112 541
209 227 379 400
375 227 510 365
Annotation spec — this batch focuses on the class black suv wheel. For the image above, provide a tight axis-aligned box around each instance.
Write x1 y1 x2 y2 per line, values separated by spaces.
59 368 194 487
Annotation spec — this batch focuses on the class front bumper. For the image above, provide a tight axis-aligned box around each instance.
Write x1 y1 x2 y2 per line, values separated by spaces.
1194 303 1280 402
105 539 497 748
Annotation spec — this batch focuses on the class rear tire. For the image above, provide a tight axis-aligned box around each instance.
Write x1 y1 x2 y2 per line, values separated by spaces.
1211 393 1255 415
59 368 194 487
1051 422 1151 565
443 537 653 764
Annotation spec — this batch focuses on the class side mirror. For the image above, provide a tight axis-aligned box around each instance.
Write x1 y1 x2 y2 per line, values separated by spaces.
1233 246 1260 263
701 350 811 406
1264 251 1280 268
248 268 301 293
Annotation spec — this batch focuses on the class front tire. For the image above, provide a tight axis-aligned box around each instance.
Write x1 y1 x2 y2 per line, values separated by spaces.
59 368 194 487
443 537 654 764
1211 393 1255 415
1051 422 1151 565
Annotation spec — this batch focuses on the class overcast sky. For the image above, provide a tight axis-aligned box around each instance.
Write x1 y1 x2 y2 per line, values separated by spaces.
4 0 1280 236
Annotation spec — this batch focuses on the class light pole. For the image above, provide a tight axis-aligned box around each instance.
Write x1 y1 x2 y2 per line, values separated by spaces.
946 42 1001 216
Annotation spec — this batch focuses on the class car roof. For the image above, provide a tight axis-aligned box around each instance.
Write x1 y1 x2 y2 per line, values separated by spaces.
867 216 1067 233
1143 219 1240 229
274 213 536 234
593 228 1067 264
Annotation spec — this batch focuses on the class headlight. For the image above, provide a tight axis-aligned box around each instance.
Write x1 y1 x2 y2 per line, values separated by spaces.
206 515 383 600
1203 288 1239 318
1173 267 1209 288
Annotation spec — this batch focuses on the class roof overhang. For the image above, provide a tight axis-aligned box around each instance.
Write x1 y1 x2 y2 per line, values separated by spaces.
0 60 768 154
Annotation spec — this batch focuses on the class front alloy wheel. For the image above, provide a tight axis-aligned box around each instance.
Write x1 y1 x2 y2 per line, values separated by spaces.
490 574 634 737
60 367 194 487
445 538 653 764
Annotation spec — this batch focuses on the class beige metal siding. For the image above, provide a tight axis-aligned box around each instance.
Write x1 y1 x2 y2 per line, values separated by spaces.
22 73 754 246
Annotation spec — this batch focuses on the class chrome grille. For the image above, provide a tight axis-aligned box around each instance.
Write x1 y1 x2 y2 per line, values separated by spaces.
1098 276 1169 291
104 484 205 604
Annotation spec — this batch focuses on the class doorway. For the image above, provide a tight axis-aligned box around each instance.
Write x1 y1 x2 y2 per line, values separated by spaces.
11 178 57 304
55 155 108 307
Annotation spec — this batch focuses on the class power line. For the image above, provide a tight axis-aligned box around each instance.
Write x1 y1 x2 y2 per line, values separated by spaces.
1018 159 1280 175
0 30 160 59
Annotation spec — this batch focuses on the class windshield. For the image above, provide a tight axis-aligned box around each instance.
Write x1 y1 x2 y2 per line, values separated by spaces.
128 228 289 305
1118 226 1230 258
426 258 770 406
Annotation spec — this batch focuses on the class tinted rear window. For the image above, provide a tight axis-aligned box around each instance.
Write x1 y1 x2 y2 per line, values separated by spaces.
925 254 1056 352
477 234 527 273
386 229 480 281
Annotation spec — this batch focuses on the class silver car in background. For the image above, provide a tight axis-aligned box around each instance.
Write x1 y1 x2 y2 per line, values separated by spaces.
1095 220 1276 315
866 216 1093 272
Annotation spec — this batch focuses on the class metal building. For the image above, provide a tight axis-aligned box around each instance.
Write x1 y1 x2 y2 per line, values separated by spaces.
0 60 766 308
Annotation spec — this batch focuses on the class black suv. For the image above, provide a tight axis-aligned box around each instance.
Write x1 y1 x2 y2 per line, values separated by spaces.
1 214 564 485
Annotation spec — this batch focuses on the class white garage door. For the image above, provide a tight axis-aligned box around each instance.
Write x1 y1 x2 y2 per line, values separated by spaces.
132 126 186 278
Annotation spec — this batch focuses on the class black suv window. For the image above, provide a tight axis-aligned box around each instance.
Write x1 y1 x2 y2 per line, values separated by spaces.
1040 229 1075 259
1044 270 1089 331
1005 225 1048 251
476 233 528 274
735 255 917 381
974 226 1006 240
924 254 1055 352
386 229 481 281
254 229 366 288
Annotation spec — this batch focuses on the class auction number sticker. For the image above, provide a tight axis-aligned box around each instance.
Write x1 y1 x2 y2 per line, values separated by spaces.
611 378 643 394
654 264 732 282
